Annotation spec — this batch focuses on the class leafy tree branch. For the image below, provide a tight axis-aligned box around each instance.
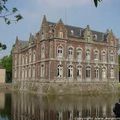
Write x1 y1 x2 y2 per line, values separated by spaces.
0 0 23 25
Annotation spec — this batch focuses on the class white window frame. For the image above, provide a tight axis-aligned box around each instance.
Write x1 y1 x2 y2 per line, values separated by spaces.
57 65 63 78
57 45 63 58
76 48 82 62
86 66 91 79
86 49 90 61
68 65 73 78
41 64 45 78
68 47 74 59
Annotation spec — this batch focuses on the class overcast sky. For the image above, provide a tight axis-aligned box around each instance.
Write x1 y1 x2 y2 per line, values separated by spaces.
0 0 120 58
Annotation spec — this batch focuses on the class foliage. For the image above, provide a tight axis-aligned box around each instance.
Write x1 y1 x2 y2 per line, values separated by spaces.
0 0 23 24
94 0 102 7
0 42 7 50
0 55 12 83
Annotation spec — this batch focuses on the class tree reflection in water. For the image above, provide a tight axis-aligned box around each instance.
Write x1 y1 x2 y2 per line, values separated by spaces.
0 92 119 120
0 93 11 120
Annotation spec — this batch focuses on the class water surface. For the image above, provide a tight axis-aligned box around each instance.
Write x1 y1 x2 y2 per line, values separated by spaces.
0 92 119 120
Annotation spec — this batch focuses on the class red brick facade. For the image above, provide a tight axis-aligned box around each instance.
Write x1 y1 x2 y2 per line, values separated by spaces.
12 15 119 90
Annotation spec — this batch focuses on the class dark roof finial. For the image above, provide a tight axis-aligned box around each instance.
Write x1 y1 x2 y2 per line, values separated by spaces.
87 25 90 30
58 18 63 24
42 15 47 24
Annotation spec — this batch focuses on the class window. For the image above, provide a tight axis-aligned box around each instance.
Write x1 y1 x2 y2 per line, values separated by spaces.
59 32 63 38
29 66 31 78
110 51 114 63
71 30 74 35
41 64 45 77
25 54 28 64
95 67 99 79
33 50 36 62
86 66 91 78
68 65 73 78
25 67 27 78
22 68 24 79
14 69 17 78
22 55 24 65
102 67 107 79
68 47 74 58
77 48 82 61
94 50 99 60
77 66 82 79
41 44 45 59
57 65 63 78
32 65 35 78
110 68 114 78
41 32 45 40
29 53 32 63
101 51 106 62
86 49 90 61
57 46 63 58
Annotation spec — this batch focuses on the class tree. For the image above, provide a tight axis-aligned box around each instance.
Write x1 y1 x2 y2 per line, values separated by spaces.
94 0 102 7
0 0 23 25
0 42 6 50
0 55 12 83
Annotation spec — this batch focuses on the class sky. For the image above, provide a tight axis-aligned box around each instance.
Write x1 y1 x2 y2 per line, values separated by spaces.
0 0 120 58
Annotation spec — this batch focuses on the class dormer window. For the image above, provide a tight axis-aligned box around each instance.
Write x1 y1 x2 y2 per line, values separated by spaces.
41 32 45 40
94 34 97 40
59 32 63 38
71 30 74 35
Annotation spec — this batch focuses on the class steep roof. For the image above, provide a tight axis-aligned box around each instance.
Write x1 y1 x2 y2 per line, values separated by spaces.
19 40 29 48
48 21 106 41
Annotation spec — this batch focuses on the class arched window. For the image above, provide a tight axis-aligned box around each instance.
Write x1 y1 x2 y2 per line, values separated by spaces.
86 66 91 78
41 43 45 59
33 50 36 62
109 51 114 63
25 54 28 64
77 66 82 79
25 67 28 78
101 51 106 62
14 69 17 78
102 67 107 79
32 65 35 78
57 65 63 78
94 67 99 79
22 55 24 65
94 50 99 60
86 49 90 61
77 48 82 61
29 66 31 78
41 64 45 77
22 68 24 79
57 46 63 58
68 65 73 78
68 47 74 58
110 68 114 78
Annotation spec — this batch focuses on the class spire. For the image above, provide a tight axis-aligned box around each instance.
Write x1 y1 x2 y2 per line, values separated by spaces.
106 29 110 34
42 15 47 24
86 25 90 30
58 18 63 24
16 36 19 43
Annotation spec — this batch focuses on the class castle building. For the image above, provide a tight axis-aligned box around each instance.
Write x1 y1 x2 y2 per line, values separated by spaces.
12 15 119 93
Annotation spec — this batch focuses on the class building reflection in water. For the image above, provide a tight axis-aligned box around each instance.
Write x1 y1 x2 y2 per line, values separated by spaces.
0 93 11 120
10 93 118 120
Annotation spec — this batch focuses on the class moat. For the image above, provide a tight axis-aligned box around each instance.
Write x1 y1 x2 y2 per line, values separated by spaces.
0 92 119 120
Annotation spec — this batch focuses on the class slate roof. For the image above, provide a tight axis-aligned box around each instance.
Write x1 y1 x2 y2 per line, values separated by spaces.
48 21 106 42
19 40 29 48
